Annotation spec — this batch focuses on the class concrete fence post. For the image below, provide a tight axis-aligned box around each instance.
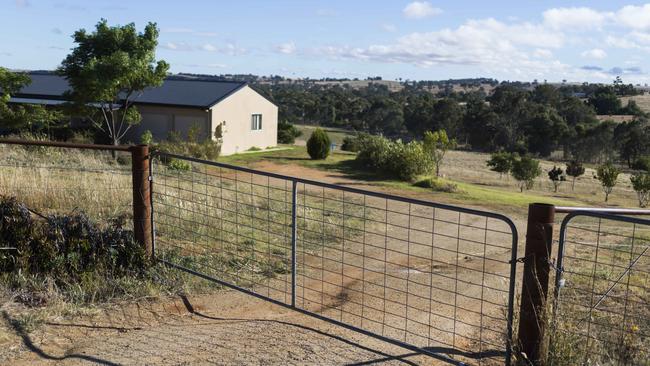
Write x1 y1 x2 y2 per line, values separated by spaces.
130 144 152 257
517 203 555 365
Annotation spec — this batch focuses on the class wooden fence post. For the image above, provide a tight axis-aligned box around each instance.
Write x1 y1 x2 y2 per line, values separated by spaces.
517 203 555 365
130 144 152 257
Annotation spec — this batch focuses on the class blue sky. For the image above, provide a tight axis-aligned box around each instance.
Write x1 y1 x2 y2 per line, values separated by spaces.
2 0 650 84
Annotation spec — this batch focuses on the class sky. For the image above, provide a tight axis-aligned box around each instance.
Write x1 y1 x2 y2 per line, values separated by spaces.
2 0 650 84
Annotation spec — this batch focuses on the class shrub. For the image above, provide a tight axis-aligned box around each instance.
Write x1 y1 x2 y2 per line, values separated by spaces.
168 158 191 172
548 166 566 192
306 128 331 160
565 160 585 191
0 196 148 281
631 156 650 172
511 156 542 192
486 152 516 178
596 163 620 202
341 134 365 152
140 130 153 145
413 178 459 193
630 172 650 208
355 134 391 170
355 134 433 181
247 146 262 151
277 121 302 144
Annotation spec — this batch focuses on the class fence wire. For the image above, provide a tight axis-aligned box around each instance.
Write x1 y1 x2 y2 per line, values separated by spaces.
551 212 650 365
0 144 133 226
152 152 518 365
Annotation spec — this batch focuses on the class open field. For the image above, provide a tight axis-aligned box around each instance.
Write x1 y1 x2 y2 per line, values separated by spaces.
621 93 650 114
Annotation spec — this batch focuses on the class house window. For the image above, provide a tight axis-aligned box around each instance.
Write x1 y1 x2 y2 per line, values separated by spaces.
251 114 262 130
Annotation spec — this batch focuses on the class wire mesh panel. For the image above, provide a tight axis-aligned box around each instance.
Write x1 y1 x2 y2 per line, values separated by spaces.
552 213 650 365
152 155 294 305
0 143 133 225
152 152 518 365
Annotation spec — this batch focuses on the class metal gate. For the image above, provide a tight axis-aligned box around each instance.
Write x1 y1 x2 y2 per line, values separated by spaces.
551 212 650 365
149 152 519 365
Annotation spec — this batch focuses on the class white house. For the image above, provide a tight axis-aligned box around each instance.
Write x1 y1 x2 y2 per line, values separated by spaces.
11 73 278 155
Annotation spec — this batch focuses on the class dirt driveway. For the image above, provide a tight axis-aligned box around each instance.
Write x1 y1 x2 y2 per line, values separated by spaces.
3 291 442 366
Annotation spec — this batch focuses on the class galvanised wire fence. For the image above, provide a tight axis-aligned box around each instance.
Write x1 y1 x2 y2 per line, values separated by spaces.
550 212 650 365
151 151 519 366
0 143 133 225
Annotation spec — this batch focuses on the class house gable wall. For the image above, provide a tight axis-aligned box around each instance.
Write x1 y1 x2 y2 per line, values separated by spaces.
210 85 278 155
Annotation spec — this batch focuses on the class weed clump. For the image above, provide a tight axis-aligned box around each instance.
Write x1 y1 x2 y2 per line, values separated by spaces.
0 195 149 303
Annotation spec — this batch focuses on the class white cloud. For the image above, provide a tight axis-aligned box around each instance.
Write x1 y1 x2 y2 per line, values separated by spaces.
616 4 650 30
222 43 247 56
533 48 553 59
381 24 397 33
403 2 442 19
581 48 607 59
201 43 217 52
276 42 296 54
543 7 610 30
313 18 566 79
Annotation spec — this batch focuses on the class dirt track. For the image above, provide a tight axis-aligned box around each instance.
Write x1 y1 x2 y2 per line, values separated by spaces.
3 292 441 366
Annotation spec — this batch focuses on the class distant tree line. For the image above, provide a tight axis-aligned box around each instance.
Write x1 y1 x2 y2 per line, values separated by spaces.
255 80 648 166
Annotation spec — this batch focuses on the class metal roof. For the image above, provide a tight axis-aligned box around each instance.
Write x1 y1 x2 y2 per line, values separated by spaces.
15 73 249 109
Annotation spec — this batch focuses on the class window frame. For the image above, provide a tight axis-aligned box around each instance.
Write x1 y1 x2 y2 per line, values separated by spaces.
251 114 263 131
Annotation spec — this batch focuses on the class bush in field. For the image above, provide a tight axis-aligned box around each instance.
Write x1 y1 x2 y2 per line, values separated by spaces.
306 128 331 160
355 134 433 181
486 151 516 178
511 156 542 192
277 121 302 144
548 166 566 192
596 163 620 202
631 156 650 172
565 160 585 191
341 134 366 152
630 172 650 207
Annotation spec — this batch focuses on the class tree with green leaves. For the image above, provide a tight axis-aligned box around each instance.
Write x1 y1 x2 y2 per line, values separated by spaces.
0 68 62 133
423 129 456 177
596 163 620 202
565 160 585 191
306 128 330 160
547 166 566 192
486 151 516 179
58 19 169 146
511 156 542 192
630 172 650 208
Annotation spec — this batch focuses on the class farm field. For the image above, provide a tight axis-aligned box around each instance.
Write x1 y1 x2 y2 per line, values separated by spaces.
0 141 648 365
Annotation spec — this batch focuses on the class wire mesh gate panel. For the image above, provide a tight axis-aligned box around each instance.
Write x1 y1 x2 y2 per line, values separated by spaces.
552 212 650 365
151 152 519 365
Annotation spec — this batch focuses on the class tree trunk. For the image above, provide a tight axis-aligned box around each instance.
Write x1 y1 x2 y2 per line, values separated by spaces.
571 177 576 191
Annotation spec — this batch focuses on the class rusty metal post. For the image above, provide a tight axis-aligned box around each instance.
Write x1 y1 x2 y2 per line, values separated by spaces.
517 203 555 365
130 145 152 257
